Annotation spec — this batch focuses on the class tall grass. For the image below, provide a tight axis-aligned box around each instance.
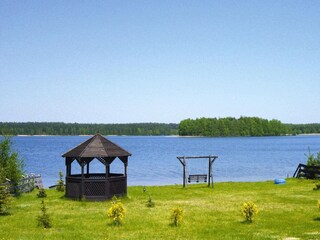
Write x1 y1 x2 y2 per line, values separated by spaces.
0 179 319 239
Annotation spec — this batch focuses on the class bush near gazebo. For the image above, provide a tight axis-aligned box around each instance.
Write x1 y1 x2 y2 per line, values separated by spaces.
0 136 25 193
305 148 320 166
107 196 126 226
56 171 65 192
37 188 47 198
37 200 52 228
0 185 11 215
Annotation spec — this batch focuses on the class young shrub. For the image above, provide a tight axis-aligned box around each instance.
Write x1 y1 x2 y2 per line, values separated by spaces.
37 200 52 228
37 188 47 198
170 207 183 226
107 196 126 226
56 171 65 192
241 201 259 223
313 182 320 191
0 185 11 215
305 148 320 166
146 195 155 208
0 136 25 194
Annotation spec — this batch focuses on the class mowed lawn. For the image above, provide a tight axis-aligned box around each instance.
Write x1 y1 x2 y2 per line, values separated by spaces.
0 179 319 240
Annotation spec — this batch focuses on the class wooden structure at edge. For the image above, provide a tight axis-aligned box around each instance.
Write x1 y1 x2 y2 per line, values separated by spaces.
293 163 320 179
177 155 218 188
62 134 131 200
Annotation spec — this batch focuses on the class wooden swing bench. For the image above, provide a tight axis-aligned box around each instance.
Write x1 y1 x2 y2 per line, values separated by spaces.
188 174 207 183
177 155 218 188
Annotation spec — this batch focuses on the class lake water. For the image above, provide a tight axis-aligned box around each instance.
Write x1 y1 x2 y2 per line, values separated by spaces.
10 135 320 187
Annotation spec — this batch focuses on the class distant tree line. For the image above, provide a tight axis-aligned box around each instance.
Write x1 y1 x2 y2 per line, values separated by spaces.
179 117 320 137
286 123 320 135
0 122 179 136
1 119 319 137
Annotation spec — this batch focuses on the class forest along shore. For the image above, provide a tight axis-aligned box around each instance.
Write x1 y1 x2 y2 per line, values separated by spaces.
1 118 320 137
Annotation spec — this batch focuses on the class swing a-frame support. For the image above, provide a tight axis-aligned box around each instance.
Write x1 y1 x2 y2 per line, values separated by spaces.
177 155 218 188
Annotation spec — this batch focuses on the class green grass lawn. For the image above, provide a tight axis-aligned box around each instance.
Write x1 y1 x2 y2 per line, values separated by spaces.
0 179 319 240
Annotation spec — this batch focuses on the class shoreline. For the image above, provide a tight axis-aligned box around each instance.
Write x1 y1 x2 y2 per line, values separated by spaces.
44 177 295 189
14 133 320 137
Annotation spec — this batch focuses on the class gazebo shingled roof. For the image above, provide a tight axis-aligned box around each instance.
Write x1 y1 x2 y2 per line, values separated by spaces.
62 133 131 158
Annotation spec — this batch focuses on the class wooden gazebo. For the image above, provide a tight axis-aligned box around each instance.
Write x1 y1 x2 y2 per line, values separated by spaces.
62 134 131 200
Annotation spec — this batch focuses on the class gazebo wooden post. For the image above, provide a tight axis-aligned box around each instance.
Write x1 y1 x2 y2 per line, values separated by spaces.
86 162 90 175
65 157 71 197
65 157 70 177
67 161 71 176
105 162 109 177
105 162 110 197
105 158 110 177
123 158 128 194
124 162 127 176
81 160 85 198
123 162 127 194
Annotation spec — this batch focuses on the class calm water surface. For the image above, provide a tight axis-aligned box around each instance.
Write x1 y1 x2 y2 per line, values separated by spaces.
11 135 320 187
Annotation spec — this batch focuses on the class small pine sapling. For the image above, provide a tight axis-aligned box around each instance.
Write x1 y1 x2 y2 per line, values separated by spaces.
37 200 52 228
313 182 320 191
56 171 65 192
146 195 155 208
305 148 320 166
170 207 183 226
0 185 11 215
37 188 47 198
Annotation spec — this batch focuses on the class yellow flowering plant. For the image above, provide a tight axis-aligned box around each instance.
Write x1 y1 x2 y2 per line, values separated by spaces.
170 207 183 226
241 201 259 223
107 196 126 226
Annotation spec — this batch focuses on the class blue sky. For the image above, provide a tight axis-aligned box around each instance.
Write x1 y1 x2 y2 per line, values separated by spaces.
1 1 320 124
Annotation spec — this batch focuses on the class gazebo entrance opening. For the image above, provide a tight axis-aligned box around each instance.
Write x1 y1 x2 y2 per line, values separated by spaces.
62 134 131 200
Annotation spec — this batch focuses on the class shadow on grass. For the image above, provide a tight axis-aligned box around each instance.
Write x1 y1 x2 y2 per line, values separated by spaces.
313 217 320 221
185 184 213 189
59 194 67 200
0 211 11 216
106 222 124 227
169 223 181 227
240 220 254 225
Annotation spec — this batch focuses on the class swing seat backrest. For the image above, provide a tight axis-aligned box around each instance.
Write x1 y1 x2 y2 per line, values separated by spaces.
188 174 207 183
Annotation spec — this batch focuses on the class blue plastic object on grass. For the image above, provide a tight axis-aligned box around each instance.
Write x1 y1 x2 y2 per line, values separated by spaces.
274 178 286 184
